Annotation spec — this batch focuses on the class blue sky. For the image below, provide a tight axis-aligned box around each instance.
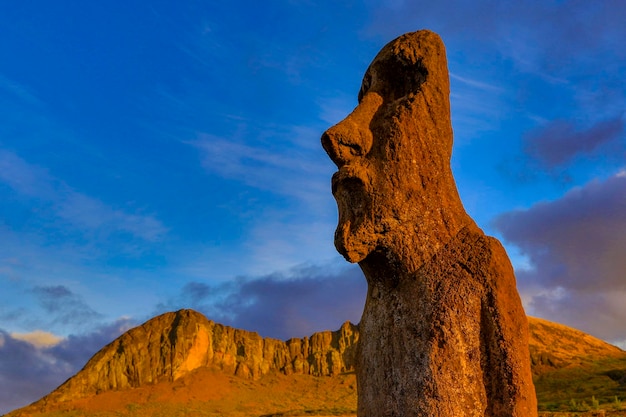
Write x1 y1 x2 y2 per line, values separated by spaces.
1 0 625 412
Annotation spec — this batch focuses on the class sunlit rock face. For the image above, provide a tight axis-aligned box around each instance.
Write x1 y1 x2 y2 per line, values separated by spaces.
31 309 359 407
322 30 538 417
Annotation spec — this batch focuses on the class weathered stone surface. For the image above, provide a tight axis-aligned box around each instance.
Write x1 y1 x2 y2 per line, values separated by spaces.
34 309 358 407
322 30 537 416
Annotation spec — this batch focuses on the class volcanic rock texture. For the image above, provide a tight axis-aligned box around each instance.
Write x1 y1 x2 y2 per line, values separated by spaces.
322 30 538 416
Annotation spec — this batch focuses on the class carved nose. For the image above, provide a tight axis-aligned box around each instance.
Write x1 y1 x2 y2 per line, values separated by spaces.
321 119 371 167
321 92 382 167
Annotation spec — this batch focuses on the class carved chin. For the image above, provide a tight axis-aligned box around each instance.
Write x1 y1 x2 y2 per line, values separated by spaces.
331 169 376 263
334 219 377 263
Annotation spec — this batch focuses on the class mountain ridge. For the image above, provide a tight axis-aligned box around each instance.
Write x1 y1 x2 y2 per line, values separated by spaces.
25 309 359 412
6 309 625 416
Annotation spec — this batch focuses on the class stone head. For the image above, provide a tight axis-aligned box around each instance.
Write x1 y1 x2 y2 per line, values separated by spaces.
322 30 470 271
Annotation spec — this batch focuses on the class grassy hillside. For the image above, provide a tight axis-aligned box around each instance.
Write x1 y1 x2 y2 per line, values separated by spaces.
534 355 626 413
528 317 626 413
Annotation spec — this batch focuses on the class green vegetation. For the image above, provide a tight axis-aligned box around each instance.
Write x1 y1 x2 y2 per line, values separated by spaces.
534 355 626 413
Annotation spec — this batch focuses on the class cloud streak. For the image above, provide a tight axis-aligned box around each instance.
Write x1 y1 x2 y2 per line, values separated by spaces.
188 127 339 274
32 285 103 329
523 116 625 168
190 128 332 207
0 149 167 244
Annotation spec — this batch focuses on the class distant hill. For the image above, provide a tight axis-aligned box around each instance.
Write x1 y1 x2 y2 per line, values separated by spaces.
529 316 624 373
528 317 626 413
5 310 626 416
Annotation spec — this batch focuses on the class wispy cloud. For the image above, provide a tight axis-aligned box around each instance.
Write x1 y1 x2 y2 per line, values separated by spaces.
0 149 167 244
0 223 159 337
188 124 342 277
449 73 503 92
446 70 510 141
190 126 333 206
56 191 166 242
0 149 55 198
523 116 625 168
498 114 626 185
32 285 103 329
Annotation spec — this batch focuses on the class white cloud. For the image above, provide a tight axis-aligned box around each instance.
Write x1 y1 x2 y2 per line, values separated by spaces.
11 330 64 349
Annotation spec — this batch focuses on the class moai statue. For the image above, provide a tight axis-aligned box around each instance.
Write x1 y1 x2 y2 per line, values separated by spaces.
322 30 537 417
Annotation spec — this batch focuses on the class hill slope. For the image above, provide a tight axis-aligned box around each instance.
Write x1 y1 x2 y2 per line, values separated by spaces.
529 316 624 373
5 310 626 416
528 318 626 412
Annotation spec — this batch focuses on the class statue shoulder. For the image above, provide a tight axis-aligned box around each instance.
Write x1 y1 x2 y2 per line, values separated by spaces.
445 223 515 279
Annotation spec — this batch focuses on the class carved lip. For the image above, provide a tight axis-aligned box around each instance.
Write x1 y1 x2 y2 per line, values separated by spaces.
331 165 372 195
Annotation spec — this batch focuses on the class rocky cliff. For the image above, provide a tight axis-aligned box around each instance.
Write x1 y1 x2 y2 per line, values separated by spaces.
34 309 359 407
